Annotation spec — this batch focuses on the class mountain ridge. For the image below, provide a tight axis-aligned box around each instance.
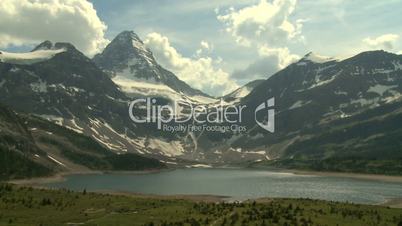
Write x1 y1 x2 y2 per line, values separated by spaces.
2 33 402 172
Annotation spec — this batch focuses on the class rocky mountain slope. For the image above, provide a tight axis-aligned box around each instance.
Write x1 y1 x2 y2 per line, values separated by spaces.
197 51 402 167
0 104 51 179
0 104 165 180
260 99 402 174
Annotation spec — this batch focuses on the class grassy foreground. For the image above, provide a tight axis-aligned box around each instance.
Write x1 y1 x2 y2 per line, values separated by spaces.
1 184 402 226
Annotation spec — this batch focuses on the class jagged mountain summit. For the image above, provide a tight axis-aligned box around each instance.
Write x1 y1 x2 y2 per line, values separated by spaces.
93 31 211 101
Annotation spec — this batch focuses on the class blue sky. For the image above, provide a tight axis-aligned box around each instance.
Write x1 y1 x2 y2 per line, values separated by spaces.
90 0 402 53
1 0 401 96
91 0 402 91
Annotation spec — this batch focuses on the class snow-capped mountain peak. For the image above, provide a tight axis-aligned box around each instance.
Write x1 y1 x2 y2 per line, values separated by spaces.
93 30 209 98
119 31 149 53
300 52 337 64
93 30 156 73
114 30 155 66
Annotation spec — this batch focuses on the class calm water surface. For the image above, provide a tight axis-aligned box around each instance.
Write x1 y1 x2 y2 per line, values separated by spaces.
45 168 402 204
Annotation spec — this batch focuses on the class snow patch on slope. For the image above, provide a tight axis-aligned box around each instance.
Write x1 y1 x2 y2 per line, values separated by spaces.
30 80 48 93
47 155 66 167
112 75 217 104
289 100 312 110
40 115 64 126
112 75 183 100
368 84 398 96
186 95 218 104
307 70 342 90
392 61 402 70
228 86 252 99
148 138 185 157
65 118 84 134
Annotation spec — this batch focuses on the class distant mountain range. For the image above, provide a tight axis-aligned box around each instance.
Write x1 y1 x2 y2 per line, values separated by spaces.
1 30 402 176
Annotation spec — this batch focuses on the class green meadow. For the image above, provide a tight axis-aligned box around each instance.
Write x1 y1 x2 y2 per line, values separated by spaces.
1 184 402 226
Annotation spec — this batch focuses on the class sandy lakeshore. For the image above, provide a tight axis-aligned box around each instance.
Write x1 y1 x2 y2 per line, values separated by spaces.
382 198 402 208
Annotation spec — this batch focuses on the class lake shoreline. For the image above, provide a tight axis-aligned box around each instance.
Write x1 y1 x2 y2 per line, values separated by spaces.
7 167 402 208
10 167 402 185
8 181 402 208
89 190 402 208
8 168 171 186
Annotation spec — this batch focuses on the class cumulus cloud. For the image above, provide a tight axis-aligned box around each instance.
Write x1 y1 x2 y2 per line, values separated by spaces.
0 0 108 55
144 32 238 96
217 0 302 47
231 56 279 82
232 46 299 83
200 41 212 51
363 34 399 51
258 45 299 69
196 40 213 56
218 0 302 83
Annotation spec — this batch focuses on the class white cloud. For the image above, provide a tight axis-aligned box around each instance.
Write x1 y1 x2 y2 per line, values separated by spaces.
196 40 213 56
144 32 238 96
0 0 108 55
200 41 212 50
363 34 399 50
231 55 279 82
258 45 299 69
218 0 302 82
217 0 302 47
231 46 299 83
